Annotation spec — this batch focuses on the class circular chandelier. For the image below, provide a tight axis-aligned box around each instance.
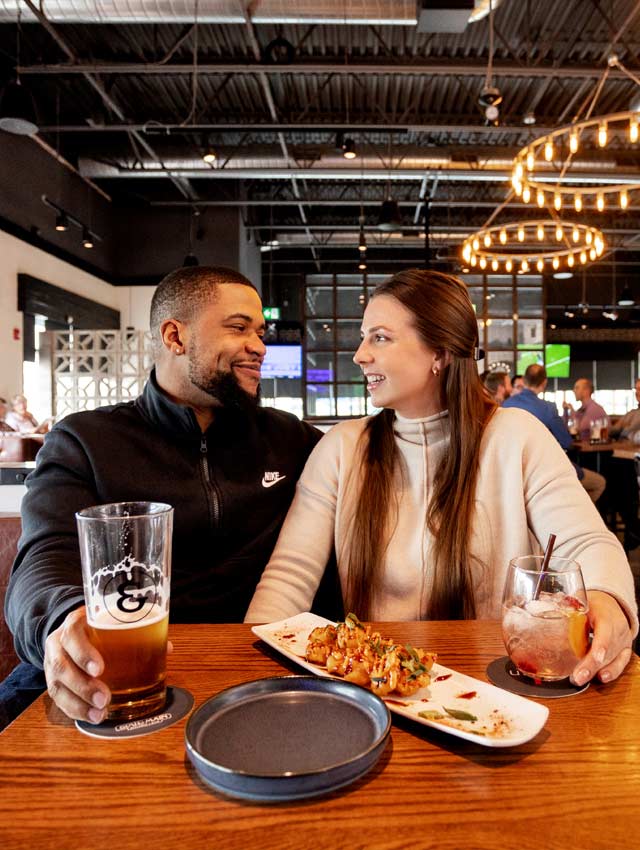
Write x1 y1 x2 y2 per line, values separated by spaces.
461 219 605 273
511 110 640 211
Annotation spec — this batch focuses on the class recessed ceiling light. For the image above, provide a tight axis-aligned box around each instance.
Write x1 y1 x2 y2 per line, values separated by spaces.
553 271 573 279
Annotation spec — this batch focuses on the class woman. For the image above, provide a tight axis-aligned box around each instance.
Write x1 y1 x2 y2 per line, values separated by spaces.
246 270 637 685
4 394 51 435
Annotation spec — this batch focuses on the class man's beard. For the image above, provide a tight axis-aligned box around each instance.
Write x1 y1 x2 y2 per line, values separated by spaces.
188 356 261 414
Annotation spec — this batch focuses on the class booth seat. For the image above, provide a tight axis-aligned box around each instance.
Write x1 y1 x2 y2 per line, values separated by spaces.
0 515 21 680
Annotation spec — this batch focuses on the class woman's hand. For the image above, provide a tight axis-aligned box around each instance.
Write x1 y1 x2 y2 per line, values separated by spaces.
571 590 634 686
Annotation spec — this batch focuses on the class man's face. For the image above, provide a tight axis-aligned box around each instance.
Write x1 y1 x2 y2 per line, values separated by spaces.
635 380 640 404
573 379 589 403
512 377 524 394
185 285 266 407
498 376 512 402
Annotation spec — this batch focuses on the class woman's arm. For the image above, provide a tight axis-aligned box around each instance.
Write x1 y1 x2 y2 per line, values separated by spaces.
519 415 638 681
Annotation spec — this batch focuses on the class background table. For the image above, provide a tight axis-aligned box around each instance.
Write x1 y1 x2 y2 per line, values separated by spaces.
1 622 638 850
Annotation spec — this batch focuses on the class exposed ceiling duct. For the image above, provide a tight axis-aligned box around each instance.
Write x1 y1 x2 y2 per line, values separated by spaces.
0 1 418 25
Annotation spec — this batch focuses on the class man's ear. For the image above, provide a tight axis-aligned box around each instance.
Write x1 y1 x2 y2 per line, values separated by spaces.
159 318 186 355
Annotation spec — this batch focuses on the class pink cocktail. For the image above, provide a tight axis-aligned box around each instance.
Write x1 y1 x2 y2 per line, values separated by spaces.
501 556 590 682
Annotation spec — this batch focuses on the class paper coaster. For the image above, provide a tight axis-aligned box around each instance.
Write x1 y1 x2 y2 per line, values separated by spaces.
75 686 194 739
486 657 589 699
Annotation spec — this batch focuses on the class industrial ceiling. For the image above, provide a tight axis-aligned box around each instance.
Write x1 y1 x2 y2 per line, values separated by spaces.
1 0 640 328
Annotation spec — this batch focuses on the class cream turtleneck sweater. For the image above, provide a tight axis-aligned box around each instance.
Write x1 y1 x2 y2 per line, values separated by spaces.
245 407 638 633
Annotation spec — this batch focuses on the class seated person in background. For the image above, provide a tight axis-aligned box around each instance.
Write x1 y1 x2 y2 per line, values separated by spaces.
511 374 524 394
610 378 640 442
1 265 324 729
5 394 51 435
563 378 608 441
246 269 638 690
503 364 606 504
482 370 511 404
0 397 16 431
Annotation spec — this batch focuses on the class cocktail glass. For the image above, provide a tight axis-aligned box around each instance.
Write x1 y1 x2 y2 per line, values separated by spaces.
501 555 590 682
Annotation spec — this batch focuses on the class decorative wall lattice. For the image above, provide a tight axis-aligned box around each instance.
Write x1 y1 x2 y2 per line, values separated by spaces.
48 330 153 420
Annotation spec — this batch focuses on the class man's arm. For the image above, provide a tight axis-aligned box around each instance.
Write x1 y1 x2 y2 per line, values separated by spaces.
5 422 115 722
5 424 97 666
610 411 631 438
545 404 573 450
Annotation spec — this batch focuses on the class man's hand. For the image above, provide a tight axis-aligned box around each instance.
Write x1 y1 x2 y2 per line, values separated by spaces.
571 590 633 686
43 606 110 723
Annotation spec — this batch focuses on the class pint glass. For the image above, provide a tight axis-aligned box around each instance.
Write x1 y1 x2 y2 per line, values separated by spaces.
76 501 173 720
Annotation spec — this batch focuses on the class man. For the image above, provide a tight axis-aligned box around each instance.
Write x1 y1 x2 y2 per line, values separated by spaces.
511 375 524 395
503 364 606 503
2 266 325 727
610 378 640 442
564 378 608 441
482 371 512 404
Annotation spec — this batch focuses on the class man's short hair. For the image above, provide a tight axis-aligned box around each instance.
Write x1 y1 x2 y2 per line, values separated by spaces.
149 265 256 353
523 364 547 389
576 377 594 393
483 371 508 396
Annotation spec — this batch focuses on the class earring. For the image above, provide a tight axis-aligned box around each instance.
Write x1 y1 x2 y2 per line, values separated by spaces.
432 365 440 377
173 346 183 355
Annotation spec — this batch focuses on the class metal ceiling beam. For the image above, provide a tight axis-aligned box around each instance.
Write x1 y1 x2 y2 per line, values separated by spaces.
17 61 632 80
37 122 559 135
19 0 197 202
78 163 640 184
146 198 640 211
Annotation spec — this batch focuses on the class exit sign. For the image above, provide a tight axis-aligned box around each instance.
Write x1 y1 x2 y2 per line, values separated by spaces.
263 306 281 320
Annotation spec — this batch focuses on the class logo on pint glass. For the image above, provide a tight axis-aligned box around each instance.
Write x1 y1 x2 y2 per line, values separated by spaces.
92 556 165 625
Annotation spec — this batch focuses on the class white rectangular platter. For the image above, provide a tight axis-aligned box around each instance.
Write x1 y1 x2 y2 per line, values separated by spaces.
252 613 549 748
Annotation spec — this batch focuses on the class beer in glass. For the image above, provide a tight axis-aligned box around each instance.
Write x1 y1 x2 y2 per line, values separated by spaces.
76 501 173 720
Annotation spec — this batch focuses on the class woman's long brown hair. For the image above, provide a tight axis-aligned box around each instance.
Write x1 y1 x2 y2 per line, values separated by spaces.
342 269 497 619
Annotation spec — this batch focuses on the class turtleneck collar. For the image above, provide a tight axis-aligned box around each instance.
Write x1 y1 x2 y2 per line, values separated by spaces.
393 409 450 445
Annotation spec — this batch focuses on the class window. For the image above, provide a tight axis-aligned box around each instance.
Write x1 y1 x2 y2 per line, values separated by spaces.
303 274 386 419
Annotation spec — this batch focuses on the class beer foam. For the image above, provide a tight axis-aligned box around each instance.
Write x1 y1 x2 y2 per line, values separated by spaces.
88 608 169 630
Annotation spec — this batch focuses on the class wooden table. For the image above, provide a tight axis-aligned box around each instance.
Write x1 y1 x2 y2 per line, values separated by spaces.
1 622 638 850
574 438 637 455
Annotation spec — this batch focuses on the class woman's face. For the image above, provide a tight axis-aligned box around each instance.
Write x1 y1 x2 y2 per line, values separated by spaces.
353 294 446 418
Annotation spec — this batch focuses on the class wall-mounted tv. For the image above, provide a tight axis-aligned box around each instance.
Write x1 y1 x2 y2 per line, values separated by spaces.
262 344 303 379
545 343 571 378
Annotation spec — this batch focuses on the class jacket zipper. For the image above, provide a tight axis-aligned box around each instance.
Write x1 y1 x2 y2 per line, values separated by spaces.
200 436 220 527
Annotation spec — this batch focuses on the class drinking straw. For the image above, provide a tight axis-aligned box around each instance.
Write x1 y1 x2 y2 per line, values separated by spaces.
533 533 556 600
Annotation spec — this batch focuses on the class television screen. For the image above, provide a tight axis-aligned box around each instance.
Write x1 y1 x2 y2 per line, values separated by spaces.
261 344 302 379
516 350 543 374
545 343 571 378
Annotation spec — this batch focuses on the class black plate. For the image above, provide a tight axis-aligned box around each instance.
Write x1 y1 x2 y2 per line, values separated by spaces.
185 675 391 802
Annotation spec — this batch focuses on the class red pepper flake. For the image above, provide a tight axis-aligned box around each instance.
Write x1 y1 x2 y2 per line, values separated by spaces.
420 698 430 702
282 633 295 639
434 674 452 682
456 690 477 700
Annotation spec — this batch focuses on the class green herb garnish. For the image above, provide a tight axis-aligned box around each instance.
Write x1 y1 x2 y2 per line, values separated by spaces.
418 710 445 720
443 707 478 722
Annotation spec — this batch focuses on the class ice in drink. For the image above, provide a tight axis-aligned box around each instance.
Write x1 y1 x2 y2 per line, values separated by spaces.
87 609 169 720
502 592 589 681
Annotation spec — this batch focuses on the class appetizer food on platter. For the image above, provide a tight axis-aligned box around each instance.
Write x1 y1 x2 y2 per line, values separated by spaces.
306 613 436 697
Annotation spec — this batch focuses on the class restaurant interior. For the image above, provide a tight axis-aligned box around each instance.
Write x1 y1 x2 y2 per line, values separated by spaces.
1 1 639 571
0 3 639 842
